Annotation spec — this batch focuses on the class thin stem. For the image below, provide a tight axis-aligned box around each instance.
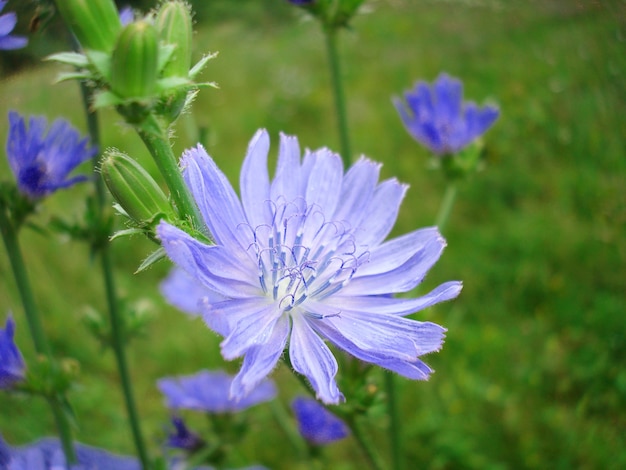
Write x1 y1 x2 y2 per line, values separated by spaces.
269 399 308 459
324 26 352 167
78 83 151 470
345 415 387 470
384 374 404 470
137 114 205 233
435 183 458 232
0 207 77 464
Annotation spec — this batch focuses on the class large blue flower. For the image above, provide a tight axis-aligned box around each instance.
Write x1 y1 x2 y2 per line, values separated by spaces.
157 130 461 404
0 315 25 390
6 111 97 199
158 369 277 413
292 397 349 445
0 1 27 50
394 73 499 155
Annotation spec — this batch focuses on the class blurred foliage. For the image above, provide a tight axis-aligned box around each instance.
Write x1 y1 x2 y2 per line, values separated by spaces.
0 0 625 469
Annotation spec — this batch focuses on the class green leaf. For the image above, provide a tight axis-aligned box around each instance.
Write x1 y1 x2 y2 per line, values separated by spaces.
45 51 89 68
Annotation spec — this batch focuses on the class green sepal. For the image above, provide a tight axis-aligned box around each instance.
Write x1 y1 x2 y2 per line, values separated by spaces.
189 52 218 80
55 0 122 52
135 247 167 273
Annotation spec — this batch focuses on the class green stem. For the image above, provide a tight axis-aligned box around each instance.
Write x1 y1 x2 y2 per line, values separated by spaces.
78 84 151 470
345 415 387 470
324 26 352 167
384 374 403 470
137 114 204 233
435 183 458 232
269 399 308 459
0 207 77 464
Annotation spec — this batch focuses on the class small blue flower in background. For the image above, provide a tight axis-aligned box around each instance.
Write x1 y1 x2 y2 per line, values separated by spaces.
6 111 97 199
0 316 25 390
0 435 140 470
292 397 349 445
161 268 225 317
157 369 277 412
394 73 499 155
119 6 134 26
0 1 27 50
158 130 462 405
166 416 205 452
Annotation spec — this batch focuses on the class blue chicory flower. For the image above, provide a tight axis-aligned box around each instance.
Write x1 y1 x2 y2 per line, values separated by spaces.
6 111 98 199
292 397 349 445
0 1 27 50
0 315 25 390
158 369 277 412
166 416 205 451
157 130 462 404
394 73 499 155
0 435 140 470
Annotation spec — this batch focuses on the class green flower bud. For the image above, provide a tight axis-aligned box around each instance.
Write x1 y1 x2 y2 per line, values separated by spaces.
156 1 193 78
56 0 121 52
100 151 174 228
111 21 159 100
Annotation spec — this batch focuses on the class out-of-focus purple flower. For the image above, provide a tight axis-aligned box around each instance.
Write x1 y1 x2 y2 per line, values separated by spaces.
0 316 25 390
158 130 461 405
292 397 349 445
160 268 225 317
166 416 205 451
0 435 140 470
0 1 27 50
6 111 97 199
119 6 134 26
157 369 277 412
394 73 499 155
288 0 315 5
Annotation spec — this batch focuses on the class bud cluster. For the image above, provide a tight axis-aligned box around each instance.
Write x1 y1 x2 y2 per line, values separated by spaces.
50 0 216 123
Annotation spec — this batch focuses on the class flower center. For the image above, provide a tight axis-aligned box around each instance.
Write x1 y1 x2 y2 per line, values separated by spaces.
246 197 369 315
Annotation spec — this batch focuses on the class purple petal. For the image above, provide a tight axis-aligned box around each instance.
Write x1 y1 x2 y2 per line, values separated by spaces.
333 157 381 229
355 178 408 247
271 132 303 203
157 222 259 298
160 267 224 316
231 316 290 400
290 315 343 404
334 281 463 316
303 149 344 219
181 145 249 250
342 232 446 295
240 129 271 229
220 303 282 360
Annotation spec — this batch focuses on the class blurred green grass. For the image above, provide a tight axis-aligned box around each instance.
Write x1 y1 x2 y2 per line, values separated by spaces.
0 0 625 468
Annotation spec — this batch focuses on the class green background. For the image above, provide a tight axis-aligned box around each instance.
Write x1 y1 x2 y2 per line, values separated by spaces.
0 1 624 468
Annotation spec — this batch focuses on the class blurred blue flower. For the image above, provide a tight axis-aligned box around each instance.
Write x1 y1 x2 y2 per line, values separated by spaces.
166 416 205 452
119 6 134 26
0 1 27 50
0 316 25 390
394 73 499 155
288 0 315 4
6 111 98 199
158 130 462 404
160 268 225 317
0 435 140 469
292 397 348 445
157 369 277 413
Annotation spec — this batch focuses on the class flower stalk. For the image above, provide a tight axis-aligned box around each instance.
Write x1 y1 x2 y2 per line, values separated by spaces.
324 26 352 166
0 206 77 464
77 81 151 470
435 183 458 232
136 114 205 234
